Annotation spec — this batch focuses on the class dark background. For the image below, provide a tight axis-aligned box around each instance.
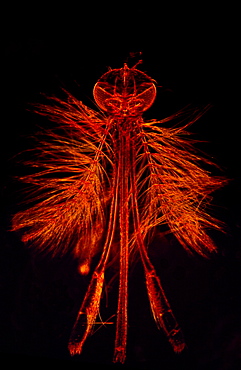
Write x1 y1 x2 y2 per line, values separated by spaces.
1 3 240 370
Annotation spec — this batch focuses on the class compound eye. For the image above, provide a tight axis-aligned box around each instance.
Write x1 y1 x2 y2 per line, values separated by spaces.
135 85 156 111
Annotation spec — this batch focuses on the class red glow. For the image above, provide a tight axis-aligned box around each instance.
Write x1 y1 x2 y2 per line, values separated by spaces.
12 63 227 363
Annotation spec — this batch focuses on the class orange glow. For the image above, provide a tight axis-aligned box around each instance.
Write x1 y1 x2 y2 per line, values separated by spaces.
78 261 90 275
12 63 227 363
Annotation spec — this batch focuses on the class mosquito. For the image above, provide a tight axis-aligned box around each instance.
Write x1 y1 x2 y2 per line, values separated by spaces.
12 62 226 363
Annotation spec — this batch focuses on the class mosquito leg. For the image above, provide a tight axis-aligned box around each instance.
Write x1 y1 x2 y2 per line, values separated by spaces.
68 159 119 356
144 267 186 352
68 270 105 355
129 134 186 353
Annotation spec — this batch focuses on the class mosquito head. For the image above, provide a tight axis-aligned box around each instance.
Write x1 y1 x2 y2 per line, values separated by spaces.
93 64 156 116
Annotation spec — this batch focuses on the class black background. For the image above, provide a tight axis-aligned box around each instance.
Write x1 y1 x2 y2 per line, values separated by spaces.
1 3 240 370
